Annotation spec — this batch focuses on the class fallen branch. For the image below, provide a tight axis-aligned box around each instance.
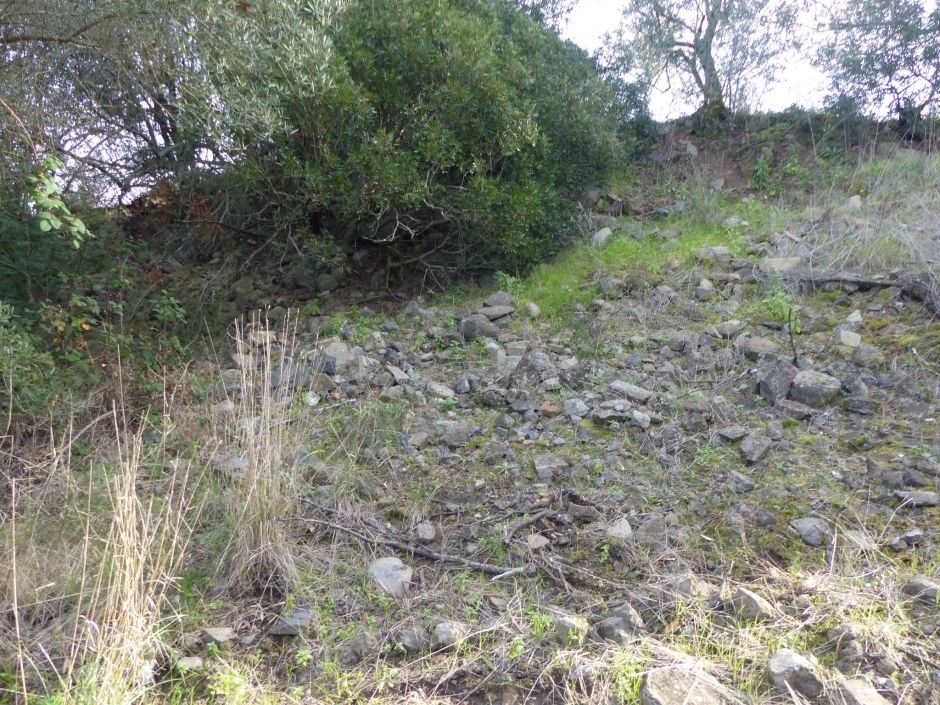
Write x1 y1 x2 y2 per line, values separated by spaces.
775 270 940 315
295 517 508 576
503 509 552 546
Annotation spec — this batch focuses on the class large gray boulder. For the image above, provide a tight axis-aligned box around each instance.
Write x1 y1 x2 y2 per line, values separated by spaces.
789 370 841 407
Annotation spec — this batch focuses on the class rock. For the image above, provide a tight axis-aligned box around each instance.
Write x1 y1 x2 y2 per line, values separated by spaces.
726 470 756 493
834 678 893 705
853 344 886 369
176 656 205 672
759 257 802 273
555 615 589 646
563 398 590 417
790 517 831 547
611 603 646 633
719 425 748 441
766 419 784 440
730 587 776 620
541 401 562 418
269 607 313 636
460 314 498 340
478 305 515 321
525 302 541 318
322 342 350 373
896 491 939 507
827 624 863 645
368 557 413 598
506 389 541 412
715 321 743 338
774 399 814 420
427 382 456 399
758 360 797 406
593 228 613 247
337 630 378 665
310 373 336 392
606 518 634 540
508 350 556 389
201 627 237 648
640 668 740 705
741 337 780 361
485 291 514 307
789 370 842 407
837 330 862 348
901 575 940 603
533 453 569 482
397 626 427 652
609 380 655 404
560 360 597 389
415 522 436 543
441 424 472 448
567 502 603 521
632 409 652 430
768 649 823 698
634 514 667 544
316 272 339 291
598 276 624 297
597 617 637 645
430 621 467 650
740 434 772 463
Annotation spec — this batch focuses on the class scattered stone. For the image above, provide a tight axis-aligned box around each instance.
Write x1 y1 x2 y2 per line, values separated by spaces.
563 398 590 417
567 502 603 522
774 399 814 420
719 425 748 441
430 622 467 650
640 668 740 705
397 626 427 653
460 314 498 340
790 517 832 547
901 575 940 604
593 228 613 247
759 257 802 273
598 276 624 297
201 628 237 649
597 617 637 645
834 678 892 705
612 603 647 633
337 630 378 665
525 302 541 318
269 608 313 636
541 401 562 418
634 514 667 544
740 434 772 463
789 370 842 407
485 291 514 307
555 615 589 647
606 517 634 540
427 382 456 399
896 491 940 507
609 380 654 404
368 557 413 598
768 649 823 699
837 330 862 348
730 587 776 620
415 522 436 543
533 453 569 482
176 656 205 672
741 337 780 361
726 470 756 493
506 389 541 412
478 305 515 321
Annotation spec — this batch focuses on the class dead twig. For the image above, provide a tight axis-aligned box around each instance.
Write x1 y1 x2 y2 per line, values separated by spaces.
294 517 509 576
503 509 552 546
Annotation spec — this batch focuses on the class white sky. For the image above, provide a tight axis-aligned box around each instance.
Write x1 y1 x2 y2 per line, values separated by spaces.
560 0 830 120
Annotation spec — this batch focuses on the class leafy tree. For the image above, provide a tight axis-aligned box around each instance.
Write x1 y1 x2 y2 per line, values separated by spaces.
614 0 801 118
819 0 940 126
190 0 644 269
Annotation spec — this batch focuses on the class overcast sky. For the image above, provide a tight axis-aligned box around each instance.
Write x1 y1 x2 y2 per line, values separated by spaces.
560 0 830 119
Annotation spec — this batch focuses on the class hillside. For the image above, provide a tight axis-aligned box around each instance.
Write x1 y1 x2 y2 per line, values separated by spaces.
3 123 940 705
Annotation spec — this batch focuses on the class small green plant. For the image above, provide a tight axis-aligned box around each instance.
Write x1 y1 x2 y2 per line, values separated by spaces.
26 156 92 248
495 271 521 292
508 636 526 659
295 648 313 667
750 150 773 192
328 313 344 336
150 290 187 326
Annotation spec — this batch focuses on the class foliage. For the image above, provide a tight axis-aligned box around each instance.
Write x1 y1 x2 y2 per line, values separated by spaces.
26 157 92 248
614 0 802 116
819 0 940 124
193 0 643 269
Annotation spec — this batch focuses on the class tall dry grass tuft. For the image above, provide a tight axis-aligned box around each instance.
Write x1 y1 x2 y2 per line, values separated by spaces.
2 397 195 703
215 317 301 593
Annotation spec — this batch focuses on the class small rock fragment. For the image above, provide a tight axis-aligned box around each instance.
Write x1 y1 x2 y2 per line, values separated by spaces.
768 649 823 699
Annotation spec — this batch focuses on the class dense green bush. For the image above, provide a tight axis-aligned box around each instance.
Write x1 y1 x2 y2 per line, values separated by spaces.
205 0 647 269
